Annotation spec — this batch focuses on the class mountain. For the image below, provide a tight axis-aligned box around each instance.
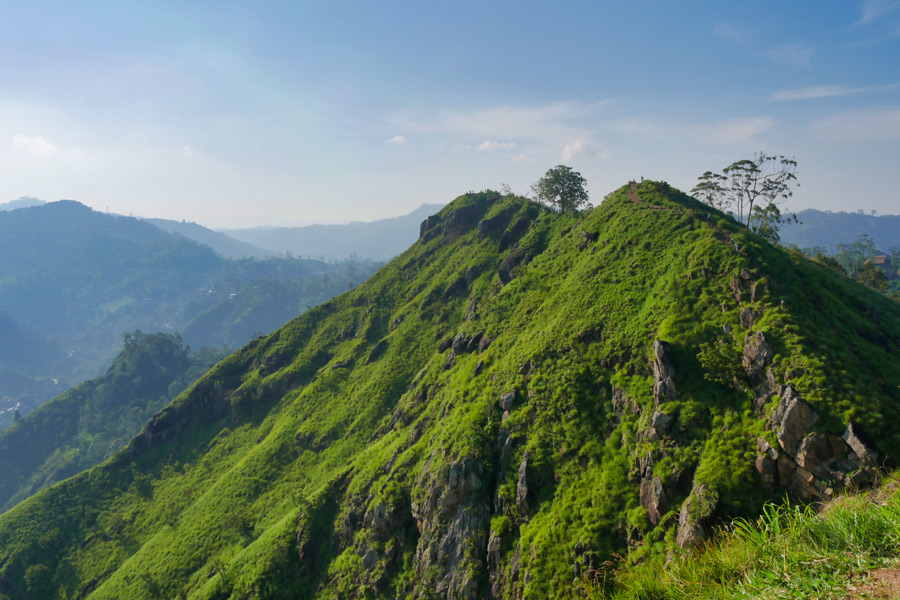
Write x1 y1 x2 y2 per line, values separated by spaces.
144 218 278 260
0 331 227 512
0 182 897 599
0 201 379 425
221 203 445 261
0 197 44 211
780 208 900 252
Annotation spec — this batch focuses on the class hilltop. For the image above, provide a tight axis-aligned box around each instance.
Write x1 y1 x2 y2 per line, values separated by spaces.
0 182 897 599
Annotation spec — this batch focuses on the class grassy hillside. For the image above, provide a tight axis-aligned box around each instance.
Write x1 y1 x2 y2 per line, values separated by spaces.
0 182 897 599
0 332 227 513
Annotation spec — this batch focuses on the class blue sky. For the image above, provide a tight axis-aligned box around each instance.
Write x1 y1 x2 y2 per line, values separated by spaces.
1 1 898 226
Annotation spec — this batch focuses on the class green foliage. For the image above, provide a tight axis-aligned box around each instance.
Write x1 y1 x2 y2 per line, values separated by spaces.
531 165 591 213
0 182 896 599
599 479 900 599
0 331 228 512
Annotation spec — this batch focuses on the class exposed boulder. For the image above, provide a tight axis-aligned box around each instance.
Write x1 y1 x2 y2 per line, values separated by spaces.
419 214 441 240
451 332 470 355
499 216 532 252
795 433 855 481
742 331 774 380
498 391 517 411
651 340 676 405
444 205 483 241
772 385 820 456
437 338 453 353
843 422 879 466
676 483 718 548
639 473 669 526
650 411 675 438
477 209 513 240
478 336 494 353
516 452 529 518
466 331 484 354
499 247 527 284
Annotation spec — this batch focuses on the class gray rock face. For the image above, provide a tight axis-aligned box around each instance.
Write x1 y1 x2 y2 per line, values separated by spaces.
444 205 483 241
499 247 527 284
773 386 820 456
477 210 513 240
742 331 774 380
795 433 854 481
420 215 441 240
843 422 879 466
412 459 489 599
451 332 470 355
640 475 669 526
499 391 517 411
676 483 718 548
650 411 675 438
516 452 529 518
651 340 676 404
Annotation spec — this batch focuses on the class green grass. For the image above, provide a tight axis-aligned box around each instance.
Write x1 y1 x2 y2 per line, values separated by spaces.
599 476 900 599
0 183 897 599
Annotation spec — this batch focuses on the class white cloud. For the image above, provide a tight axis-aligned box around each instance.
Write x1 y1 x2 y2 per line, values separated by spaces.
706 117 774 144
387 135 409 145
561 138 604 161
11 134 60 157
476 140 516 152
858 0 899 25
810 108 900 141
764 43 815 67
772 85 866 100
713 23 744 43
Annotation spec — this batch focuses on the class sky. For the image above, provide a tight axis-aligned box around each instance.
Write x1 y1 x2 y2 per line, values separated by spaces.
0 1 898 227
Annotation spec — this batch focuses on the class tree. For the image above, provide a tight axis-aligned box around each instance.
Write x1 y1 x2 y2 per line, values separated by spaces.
531 165 590 213
692 153 799 231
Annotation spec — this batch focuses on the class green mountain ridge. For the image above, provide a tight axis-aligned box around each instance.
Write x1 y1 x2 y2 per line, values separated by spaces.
0 182 897 599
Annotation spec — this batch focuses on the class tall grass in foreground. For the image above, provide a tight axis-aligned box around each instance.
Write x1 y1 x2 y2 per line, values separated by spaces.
597 480 900 599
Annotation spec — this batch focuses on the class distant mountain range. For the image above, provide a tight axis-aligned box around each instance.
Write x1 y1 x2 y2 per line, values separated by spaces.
143 218 279 260
0 200 378 426
219 203 445 261
0 197 44 211
781 209 900 252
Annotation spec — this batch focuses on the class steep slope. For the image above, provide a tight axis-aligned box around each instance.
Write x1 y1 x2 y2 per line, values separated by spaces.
0 332 227 512
0 182 897 600
221 203 444 261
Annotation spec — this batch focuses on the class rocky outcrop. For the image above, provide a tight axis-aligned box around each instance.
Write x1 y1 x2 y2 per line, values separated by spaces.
752 386 883 502
499 248 527 284
412 459 490 599
639 458 669 526
772 385 819 456
516 452 529 518
843 422 879 466
477 208 515 240
651 340 676 405
444 205 484 241
498 391 517 412
420 215 441 241
742 331 774 380
676 483 718 548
